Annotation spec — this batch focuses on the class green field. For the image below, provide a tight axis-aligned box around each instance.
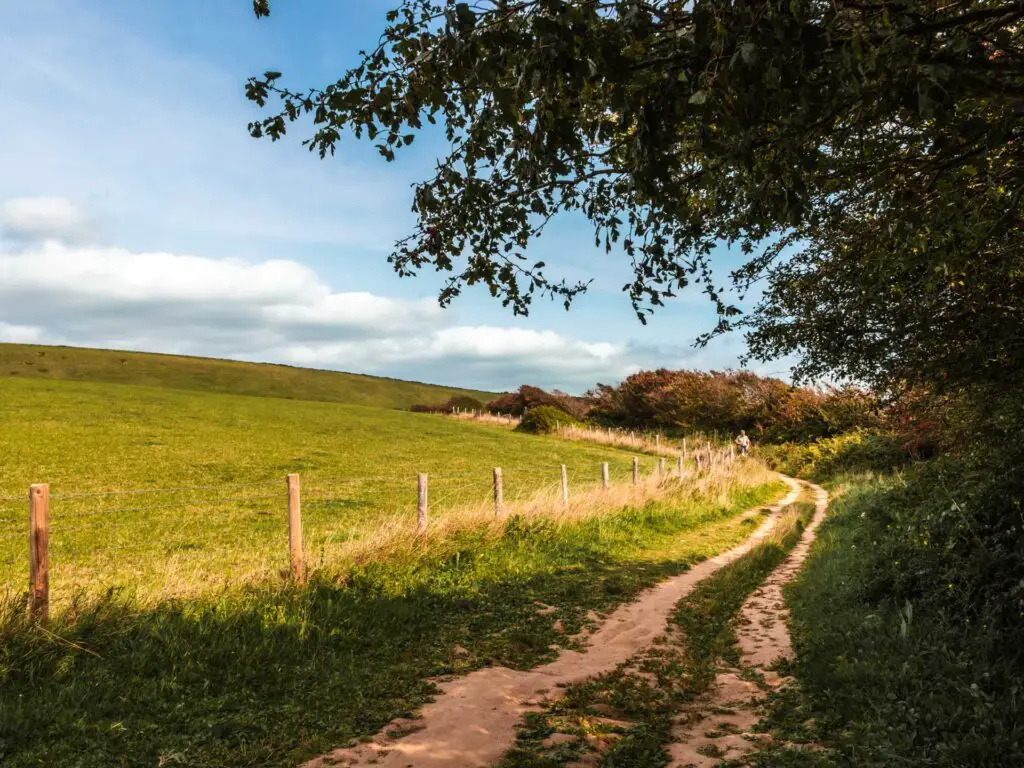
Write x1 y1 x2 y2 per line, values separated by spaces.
0 342 496 408
0 348 790 766
1 476 785 767
0 375 646 604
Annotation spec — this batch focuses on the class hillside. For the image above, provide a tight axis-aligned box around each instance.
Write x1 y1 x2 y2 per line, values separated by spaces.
0 375 649 603
0 343 497 409
0 371 790 766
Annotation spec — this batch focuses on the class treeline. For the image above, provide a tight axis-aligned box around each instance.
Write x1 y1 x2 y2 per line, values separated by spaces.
582 369 877 443
414 370 885 445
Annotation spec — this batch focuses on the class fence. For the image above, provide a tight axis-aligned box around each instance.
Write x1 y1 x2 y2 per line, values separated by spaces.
4 445 742 624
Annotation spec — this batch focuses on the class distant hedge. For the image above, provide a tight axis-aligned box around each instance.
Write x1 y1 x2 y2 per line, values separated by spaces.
516 405 581 434
411 395 485 413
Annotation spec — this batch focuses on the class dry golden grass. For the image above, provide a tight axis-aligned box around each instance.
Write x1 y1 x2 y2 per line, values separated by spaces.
555 422 733 461
445 410 735 462
28 457 775 608
338 456 777 570
449 410 521 427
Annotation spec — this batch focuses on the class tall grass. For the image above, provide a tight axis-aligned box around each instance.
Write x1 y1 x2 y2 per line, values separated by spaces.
554 422 732 460
344 457 777 569
444 410 735 459
449 409 521 427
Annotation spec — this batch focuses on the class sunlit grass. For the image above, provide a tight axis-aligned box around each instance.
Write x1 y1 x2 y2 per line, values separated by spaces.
0 474 786 768
0 376 707 606
0 342 496 407
0 369 790 767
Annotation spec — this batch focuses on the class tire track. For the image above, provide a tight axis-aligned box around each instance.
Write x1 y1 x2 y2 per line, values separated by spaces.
300 478 802 768
667 481 829 767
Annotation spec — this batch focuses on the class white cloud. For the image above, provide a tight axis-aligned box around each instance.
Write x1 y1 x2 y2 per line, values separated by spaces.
0 221 696 391
0 238 444 342
0 322 44 344
0 2 781 390
0 197 95 244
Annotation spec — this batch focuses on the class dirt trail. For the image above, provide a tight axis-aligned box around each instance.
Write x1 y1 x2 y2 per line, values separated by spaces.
301 477 802 768
666 481 829 767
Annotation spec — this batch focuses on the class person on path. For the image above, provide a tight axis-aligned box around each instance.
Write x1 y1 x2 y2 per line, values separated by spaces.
735 430 751 456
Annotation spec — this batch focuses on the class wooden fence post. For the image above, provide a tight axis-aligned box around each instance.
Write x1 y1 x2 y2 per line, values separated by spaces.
417 473 428 534
560 464 569 508
29 484 49 623
287 473 304 583
601 462 610 489
677 454 684 477
658 457 665 477
656 434 661 449
632 456 639 485
682 437 687 459
493 467 504 516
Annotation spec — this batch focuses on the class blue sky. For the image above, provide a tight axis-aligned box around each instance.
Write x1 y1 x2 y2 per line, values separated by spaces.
0 0 791 393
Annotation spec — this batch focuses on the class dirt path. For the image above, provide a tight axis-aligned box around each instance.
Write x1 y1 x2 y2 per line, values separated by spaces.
300 478 802 768
666 481 829 767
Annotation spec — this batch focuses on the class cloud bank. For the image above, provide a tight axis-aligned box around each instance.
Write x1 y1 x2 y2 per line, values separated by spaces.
0 197 708 392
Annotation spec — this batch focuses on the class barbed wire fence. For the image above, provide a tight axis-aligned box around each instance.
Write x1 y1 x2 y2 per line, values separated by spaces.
2 442 740 623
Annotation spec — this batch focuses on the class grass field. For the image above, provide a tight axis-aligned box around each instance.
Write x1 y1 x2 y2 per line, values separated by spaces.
0 375 655 605
1 473 785 767
0 355 790 766
0 342 496 409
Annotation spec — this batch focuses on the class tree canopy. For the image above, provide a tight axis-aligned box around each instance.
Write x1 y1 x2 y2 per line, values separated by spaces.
246 1 1024 395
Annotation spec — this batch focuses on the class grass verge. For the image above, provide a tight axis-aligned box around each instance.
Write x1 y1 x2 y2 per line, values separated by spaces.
0 478 785 767
499 495 816 767
753 471 1024 768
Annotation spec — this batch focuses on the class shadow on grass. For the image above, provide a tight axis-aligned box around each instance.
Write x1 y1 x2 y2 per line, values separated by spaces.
0 492 774 768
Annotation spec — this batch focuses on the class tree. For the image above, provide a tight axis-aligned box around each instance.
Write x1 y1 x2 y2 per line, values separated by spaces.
245 1 1024 395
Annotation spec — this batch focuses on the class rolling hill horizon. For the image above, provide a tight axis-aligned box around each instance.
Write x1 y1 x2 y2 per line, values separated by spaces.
0 342 500 409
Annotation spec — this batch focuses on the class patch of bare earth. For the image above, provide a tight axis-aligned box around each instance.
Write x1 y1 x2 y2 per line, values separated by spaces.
666 482 829 768
299 478 802 768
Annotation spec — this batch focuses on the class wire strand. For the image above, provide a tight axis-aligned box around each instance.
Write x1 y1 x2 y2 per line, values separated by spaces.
49 481 279 499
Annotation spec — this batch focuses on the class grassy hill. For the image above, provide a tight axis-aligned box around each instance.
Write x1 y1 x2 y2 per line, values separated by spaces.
0 375 647 604
0 343 497 409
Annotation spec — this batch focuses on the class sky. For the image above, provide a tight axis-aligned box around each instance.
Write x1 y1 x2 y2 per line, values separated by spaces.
0 0 794 394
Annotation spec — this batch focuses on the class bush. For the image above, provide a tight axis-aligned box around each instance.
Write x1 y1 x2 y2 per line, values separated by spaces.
584 368 878 443
515 405 580 434
486 385 588 419
761 429 908 480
